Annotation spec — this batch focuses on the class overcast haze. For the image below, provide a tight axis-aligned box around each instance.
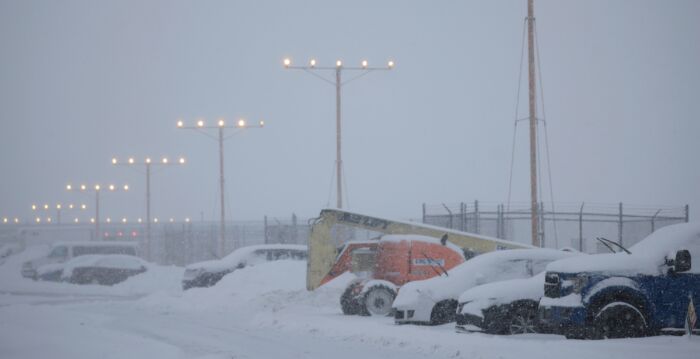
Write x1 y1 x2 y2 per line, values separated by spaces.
0 0 698 223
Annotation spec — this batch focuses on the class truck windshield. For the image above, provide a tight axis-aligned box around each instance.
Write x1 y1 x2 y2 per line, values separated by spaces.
350 249 377 277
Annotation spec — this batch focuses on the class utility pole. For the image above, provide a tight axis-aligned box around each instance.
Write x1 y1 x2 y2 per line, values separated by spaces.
112 156 185 259
527 0 539 247
177 118 263 257
284 58 395 209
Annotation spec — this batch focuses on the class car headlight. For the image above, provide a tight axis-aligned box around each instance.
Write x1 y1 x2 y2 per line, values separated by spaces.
572 274 588 294
457 300 471 314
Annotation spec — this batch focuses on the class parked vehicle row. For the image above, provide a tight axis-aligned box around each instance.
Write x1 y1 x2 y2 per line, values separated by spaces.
343 222 699 340
22 241 139 280
36 254 149 285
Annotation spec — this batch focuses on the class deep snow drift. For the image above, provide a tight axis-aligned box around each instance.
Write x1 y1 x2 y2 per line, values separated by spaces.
0 246 698 359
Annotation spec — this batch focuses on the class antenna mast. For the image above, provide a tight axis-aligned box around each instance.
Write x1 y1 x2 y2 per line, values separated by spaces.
527 0 540 247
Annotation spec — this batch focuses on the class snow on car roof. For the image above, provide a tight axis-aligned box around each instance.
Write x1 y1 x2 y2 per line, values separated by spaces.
629 221 700 255
546 222 700 275
186 244 307 271
61 254 147 279
380 234 464 257
51 241 138 248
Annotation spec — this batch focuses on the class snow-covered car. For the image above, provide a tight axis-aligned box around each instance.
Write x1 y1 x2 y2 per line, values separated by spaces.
182 244 307 290
455 272 549 335
0 242 22 266
393 248 578 325
59 254 148 285
35 262 66 282
22 241 138 279
539 222 700 339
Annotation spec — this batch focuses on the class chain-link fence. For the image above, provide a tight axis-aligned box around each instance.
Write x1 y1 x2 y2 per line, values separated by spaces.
5 202 690 266
3 214 311 266
145 214 312 265
422 201 689 253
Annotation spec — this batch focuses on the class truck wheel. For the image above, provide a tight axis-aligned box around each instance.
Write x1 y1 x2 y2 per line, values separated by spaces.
593 302 647 339
340 284 361 315
364 286 395 317
508 307 538 335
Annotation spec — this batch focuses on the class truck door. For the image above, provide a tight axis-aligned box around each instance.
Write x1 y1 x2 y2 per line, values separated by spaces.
656 241 700 331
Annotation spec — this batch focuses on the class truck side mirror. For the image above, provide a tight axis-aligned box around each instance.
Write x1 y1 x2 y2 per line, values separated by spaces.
675 250 691 273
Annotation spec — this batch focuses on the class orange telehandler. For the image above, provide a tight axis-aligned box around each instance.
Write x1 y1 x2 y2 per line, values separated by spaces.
307 209 531 316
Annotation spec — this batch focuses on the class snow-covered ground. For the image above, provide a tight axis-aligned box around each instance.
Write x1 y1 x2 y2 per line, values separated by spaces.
0 247 698 359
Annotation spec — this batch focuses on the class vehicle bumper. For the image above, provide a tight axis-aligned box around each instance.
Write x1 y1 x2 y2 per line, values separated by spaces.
538 305 588 336
393 305 431 324
21 268 37 280
182 279 206 290
454 312 485 332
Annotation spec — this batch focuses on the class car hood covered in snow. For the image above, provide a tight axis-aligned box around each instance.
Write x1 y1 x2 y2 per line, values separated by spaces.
458 273 546 317
393 248 577 308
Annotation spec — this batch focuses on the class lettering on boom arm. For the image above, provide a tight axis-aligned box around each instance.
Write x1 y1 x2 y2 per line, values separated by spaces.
336 212 390 230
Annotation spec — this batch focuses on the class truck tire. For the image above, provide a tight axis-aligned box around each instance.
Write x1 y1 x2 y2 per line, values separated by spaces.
592 301 647 339
340 284 361 315
363 286 396 317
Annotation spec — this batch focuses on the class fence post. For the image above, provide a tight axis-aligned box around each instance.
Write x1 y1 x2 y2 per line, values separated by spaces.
496 204 501 239
651 209 661 233
292 213 298 244
422 203 426 224
264 215 268 244
539 202 545 248
579 202 584 252
474 200 480 234
685 204 690 223
500 204 506 239
618 202 623 246
460 202 465 231
442 203 453 229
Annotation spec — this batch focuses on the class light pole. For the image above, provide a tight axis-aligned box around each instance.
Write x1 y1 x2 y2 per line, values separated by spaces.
283 57 394 208
66 183 129 240
31 203 87 225
177 117 264 257
111 156 186 259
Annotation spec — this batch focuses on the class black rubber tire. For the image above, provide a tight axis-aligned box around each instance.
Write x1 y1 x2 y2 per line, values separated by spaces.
507 307 539 335
363 286 396 317
340 284 361 315
592 302 647 339
430 300 458 325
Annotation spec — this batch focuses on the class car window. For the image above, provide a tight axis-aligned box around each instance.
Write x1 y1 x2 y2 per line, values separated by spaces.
683 238 700 274
531 258 557 275
490 259 530 281
73 245 136 256
48 246 67 259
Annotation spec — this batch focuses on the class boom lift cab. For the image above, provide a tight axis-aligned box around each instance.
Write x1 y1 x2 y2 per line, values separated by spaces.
308 208 530 291
338 234 466 316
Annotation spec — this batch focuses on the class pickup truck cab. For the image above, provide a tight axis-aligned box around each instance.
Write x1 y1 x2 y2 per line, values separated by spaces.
538 222 700 339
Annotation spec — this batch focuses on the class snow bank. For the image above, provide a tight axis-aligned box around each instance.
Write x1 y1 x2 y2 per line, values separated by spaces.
0 245 183 297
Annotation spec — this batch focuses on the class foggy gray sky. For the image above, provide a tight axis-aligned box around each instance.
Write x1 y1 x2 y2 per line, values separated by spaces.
0 0 698 224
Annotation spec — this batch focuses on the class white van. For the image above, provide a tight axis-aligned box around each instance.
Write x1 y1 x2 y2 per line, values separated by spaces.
21 241 139 279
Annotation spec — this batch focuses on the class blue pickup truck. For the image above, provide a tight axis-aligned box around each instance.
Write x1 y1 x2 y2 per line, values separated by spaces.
538 222 700 339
